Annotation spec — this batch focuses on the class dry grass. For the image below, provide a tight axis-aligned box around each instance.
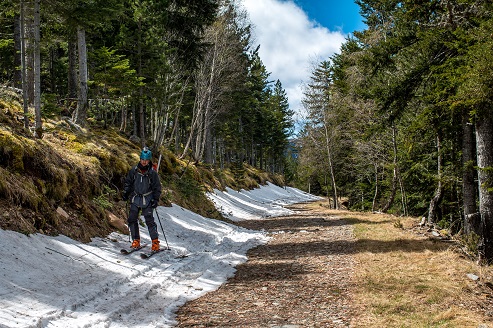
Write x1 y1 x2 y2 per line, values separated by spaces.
304 204 493 328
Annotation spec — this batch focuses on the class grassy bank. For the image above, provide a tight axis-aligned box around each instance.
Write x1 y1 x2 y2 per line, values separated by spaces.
307 202 493 327
0 94 284 242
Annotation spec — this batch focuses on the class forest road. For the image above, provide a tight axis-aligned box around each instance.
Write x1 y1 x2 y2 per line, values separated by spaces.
176 202 355 327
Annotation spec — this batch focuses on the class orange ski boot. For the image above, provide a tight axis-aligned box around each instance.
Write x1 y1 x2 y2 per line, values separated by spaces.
131 239 140 249
151 239 160 252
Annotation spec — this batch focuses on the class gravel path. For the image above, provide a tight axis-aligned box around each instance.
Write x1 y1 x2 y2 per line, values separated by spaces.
176 202 355 327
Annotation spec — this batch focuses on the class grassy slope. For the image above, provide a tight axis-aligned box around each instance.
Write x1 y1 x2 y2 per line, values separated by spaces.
303 202 493 327
0 92 284 242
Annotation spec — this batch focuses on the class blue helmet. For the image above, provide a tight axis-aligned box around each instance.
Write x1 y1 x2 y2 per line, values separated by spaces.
140 147 152 160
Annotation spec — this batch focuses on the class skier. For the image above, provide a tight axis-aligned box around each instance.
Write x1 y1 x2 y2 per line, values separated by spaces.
122 147 162 251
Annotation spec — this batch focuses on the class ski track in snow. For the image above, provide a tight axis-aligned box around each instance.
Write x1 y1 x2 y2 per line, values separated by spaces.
0 183 321 328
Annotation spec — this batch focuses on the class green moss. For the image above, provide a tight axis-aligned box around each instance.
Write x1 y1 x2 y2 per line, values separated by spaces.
0 168 41 210
45 165 70 201
0 130 25 171
159 151 177 175
0 99 281 241
33 178 47 195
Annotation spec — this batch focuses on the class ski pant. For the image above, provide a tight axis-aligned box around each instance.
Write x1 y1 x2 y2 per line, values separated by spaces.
127 203 158 241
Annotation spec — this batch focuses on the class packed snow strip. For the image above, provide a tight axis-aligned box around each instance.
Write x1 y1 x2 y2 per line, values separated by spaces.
0 183 319 328
208 182 322 221
0 206 263 328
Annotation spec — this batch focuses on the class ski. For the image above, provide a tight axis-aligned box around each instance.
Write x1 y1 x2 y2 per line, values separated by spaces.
120 244 147 255
140 248 167 259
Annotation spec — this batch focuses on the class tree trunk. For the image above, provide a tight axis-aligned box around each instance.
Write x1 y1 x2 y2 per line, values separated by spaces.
194 109 205 161
26 5 34 106
204 122 213 164
322 111 339 209
67 32 78 99
153 105 169 150
49 47 56 93
398 168 407 216
132 105 138 138
120 101 127 132
427 134 444 224
170 76 189 151
372 163 378 212
476 111 493 262
180 98 199 159
73 27 88 127
168 105 180 150
14 15 22 89
20 0 29 130
195 41 217 163
33 0 42 138
382 126 398 213
463 115 480 235
138 19 145 147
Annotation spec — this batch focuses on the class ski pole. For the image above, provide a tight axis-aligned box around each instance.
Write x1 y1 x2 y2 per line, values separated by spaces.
126 200 131 242
154 208 169 249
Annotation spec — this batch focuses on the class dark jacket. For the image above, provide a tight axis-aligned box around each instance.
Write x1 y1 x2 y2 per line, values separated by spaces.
123 164 161 208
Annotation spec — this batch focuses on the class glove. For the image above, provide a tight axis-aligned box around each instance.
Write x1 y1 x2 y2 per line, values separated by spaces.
122 193 129 201
150 199 158 208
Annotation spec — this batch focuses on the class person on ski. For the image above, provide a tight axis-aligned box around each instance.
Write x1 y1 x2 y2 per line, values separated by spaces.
122 147 162 251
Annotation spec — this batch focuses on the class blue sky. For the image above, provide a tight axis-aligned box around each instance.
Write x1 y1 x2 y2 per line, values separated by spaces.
241 0 365 127
292 0 365 33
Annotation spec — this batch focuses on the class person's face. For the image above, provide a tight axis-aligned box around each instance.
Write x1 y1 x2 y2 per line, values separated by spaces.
140 159 150 166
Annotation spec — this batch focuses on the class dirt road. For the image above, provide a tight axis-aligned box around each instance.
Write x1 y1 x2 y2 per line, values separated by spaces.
176 202 355 327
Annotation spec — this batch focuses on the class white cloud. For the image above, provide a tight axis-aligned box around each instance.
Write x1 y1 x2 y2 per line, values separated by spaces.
241 0 347 121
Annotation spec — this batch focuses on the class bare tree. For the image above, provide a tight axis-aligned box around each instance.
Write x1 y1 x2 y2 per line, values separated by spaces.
321 107 339 209
14 14 22 89
301 61 345 208
33 0 42 137
462 117 479 234
67 31 78 100
476 113 493 262
427 134 444 224
72 27 88 127
150 55 192 152
382 125 399 213
20 0 29 130
181 3 249 163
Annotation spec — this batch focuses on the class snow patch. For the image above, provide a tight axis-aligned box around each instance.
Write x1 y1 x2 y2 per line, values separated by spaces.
0 183 320 327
